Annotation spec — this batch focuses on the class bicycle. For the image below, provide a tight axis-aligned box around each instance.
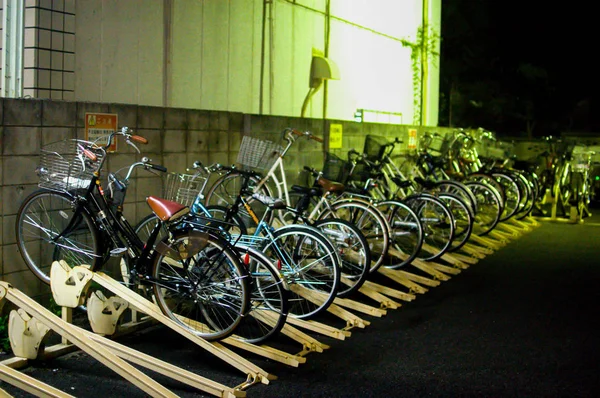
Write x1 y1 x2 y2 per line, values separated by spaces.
135 163 290 344
15 127 251 341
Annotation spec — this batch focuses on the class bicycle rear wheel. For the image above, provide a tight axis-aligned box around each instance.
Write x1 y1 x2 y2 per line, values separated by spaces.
16 189 100 285
151 230 250 341
437 192 474 252
464 181 502 236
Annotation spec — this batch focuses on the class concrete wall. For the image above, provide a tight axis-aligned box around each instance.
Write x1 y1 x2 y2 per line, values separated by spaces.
2 97 449 300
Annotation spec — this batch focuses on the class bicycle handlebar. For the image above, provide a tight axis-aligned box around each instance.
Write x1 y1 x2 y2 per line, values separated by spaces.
121 157 167 181
286 128 324 143
303 166 320 176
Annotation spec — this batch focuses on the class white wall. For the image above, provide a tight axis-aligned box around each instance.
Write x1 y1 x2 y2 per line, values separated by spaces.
74 0 440 125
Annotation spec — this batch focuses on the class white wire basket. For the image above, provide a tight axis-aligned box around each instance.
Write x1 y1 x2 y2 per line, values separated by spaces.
236 136 282 170
163 172 208 206
38 139 105 191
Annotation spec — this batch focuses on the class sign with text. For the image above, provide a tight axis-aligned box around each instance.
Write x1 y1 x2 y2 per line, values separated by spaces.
408 128 418 149
85 113 118 152
329 123 343 149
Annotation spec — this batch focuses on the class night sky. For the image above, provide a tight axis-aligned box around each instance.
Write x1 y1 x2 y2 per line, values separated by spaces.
439 1 599 137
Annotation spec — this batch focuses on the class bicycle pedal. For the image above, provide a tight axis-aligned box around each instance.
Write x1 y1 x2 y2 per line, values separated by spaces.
110 247 128 257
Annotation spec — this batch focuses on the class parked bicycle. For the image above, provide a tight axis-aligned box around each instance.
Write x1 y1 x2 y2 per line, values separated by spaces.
15 127 251 341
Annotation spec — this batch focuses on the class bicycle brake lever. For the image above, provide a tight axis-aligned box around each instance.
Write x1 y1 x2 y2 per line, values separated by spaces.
126 138 141 153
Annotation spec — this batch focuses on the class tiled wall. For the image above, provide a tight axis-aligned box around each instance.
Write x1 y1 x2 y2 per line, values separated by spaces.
1 2 3 93
23 0 75 100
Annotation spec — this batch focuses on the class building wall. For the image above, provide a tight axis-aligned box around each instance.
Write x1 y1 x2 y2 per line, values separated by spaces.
69 0 439 125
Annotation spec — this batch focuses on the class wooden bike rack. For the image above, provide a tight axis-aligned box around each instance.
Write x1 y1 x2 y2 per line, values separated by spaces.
0 281 246 398
290 285 371 330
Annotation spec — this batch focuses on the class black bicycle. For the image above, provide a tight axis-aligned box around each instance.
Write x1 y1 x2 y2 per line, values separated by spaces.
15 127 250 341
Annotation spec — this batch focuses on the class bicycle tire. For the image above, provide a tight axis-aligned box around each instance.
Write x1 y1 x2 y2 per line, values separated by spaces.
321 198 391 274
313 218 370 298
16 189 100 285
463 181 502 236
435 180 479 215
264 224 340 319
232 247 289 344
403 193 455 262
436 192 474 252
151 229 250 341
493 172 521 221
376 199 424 270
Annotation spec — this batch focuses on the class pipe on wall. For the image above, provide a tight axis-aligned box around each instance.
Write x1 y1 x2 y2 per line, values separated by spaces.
163 0 173 107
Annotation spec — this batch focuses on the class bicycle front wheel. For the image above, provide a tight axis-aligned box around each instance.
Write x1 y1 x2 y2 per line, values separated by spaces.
323 198 391 274
16 189 100 285
313 218 370 298
376 200 423 270
151 230 250 341
264 225 340 319
232 247 289 344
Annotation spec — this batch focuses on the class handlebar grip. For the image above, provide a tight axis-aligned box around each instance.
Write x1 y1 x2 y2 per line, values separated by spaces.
131 135 148 144
79 145 98 161
290 128 323 143
150 164 167 172
303 166 319 176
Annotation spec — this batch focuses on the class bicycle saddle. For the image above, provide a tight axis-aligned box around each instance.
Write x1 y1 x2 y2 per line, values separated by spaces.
315 177 345 193
147 196 190 222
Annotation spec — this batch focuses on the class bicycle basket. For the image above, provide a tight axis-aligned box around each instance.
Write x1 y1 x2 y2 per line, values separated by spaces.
236 136 282 170
421 134 448 155
321 152 351 183
363 135 389 161
163 172 207 206
38 139 105 191
346 161 371 183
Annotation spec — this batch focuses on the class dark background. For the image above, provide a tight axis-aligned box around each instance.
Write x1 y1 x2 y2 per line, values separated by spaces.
439 0 599 138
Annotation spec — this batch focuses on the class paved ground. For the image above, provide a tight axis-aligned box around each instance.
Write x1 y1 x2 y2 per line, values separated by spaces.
1 209 599 397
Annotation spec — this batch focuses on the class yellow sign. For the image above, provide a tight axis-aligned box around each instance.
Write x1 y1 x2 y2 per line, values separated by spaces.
329 123 343 149
85 113 118 152
408 128 418 149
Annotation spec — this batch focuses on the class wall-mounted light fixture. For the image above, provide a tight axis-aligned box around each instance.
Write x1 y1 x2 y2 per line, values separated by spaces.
301 54 340 117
